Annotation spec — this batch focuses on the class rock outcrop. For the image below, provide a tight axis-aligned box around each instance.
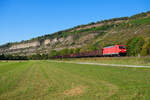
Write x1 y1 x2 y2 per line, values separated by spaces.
10 41 40 50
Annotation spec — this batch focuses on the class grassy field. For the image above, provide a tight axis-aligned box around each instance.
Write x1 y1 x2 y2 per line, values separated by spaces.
60 57 150 66
0 60 150 100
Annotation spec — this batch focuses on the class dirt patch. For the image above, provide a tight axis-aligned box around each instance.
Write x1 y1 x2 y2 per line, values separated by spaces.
64 85 85 96
100 80 118 98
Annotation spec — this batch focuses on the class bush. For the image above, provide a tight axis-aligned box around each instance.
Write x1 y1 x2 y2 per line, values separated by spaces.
41 54 48 60
30 54 42 60
49 50 58 58
73 48 80 54
88 45 98 51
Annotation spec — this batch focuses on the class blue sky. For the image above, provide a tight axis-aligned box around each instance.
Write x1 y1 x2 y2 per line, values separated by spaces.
0 0 150 45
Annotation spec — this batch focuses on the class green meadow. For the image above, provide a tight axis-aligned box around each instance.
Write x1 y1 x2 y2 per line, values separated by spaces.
0 60 150 100
61 57 150 66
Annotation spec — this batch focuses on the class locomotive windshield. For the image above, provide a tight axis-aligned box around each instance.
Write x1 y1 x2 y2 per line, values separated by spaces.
119 46 126 49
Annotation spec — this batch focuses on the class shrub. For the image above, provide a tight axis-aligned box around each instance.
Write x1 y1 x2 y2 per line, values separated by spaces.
49 50 58 57
73 48 80 54
88 45 98 51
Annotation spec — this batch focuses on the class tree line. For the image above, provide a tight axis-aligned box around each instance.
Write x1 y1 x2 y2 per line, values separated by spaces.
127 37 150 56
0 54 28 60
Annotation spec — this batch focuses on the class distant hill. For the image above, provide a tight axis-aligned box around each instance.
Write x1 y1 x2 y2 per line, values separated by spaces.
0 11 150 56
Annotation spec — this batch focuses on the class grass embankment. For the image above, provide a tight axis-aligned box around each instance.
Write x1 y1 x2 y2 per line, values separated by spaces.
0 61 150 100
59 56 150 66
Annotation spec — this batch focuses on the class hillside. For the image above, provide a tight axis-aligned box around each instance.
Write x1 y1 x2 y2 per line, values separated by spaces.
0 11 150 56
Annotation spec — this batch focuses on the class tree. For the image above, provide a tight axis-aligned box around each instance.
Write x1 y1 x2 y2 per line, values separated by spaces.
135 37 145 55
41 54 48 60
141 38 150 56
126 37 145 56
0 54 5 60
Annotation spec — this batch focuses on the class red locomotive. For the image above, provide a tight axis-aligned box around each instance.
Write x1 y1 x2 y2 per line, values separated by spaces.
102 45 127 56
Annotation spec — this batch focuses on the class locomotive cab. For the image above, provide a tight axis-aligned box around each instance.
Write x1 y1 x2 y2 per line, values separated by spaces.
118 45 127 56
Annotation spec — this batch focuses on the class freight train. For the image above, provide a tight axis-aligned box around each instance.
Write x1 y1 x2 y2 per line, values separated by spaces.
53 45 127 58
